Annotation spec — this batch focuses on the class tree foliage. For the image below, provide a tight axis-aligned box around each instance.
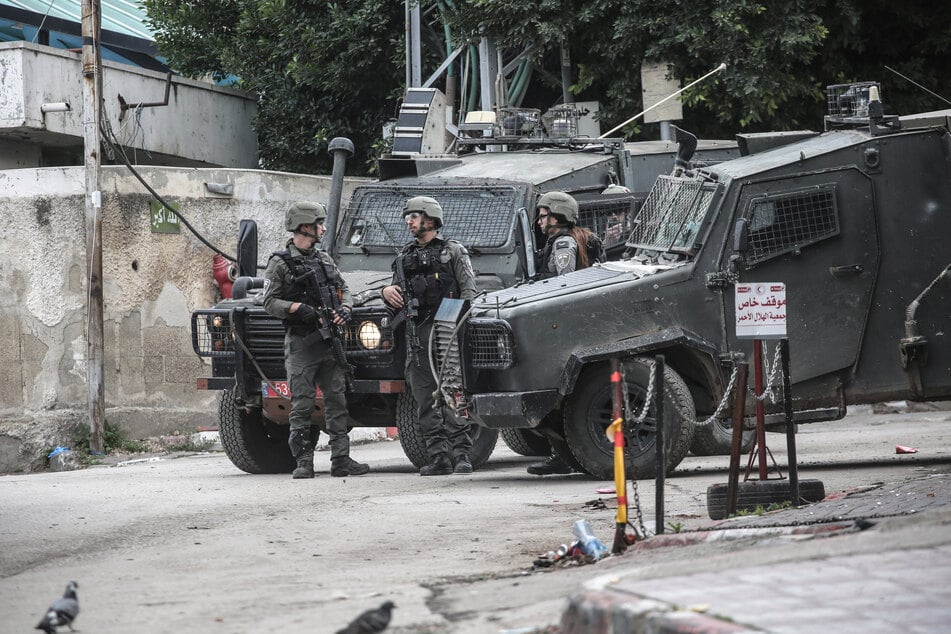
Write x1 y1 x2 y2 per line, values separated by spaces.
144 0 951 175
143 0 405 174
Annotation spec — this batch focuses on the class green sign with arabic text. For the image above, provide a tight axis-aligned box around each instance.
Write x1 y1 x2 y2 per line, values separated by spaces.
150 200 181 234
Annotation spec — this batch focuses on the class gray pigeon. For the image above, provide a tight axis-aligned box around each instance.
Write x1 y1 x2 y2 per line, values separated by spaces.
335 600 395 634
35 581 80 633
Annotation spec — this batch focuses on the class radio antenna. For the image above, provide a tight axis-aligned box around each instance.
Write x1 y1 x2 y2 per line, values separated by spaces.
884 65 951 107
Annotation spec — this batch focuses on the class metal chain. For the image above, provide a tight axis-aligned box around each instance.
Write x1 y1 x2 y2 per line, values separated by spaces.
620 361 657 423
696 363 740 426
619 361 655 538
751 341 783 402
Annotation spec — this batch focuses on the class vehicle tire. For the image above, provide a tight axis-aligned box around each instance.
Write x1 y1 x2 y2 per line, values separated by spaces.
218 388 295 474
564 358 696 480
396 391 498 469
500 428 551 457
706 479 826 520
690 418 754 456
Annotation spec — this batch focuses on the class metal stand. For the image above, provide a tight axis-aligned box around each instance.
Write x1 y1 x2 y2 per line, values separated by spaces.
745 339 783 481
653 354 665 534
781 339 800 505
726 361 749 517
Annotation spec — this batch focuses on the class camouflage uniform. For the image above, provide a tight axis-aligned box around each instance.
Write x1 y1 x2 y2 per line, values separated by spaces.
394 235 477 473
263 230 367 478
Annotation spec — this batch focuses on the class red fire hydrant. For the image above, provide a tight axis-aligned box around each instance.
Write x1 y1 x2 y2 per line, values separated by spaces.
212 253 237 299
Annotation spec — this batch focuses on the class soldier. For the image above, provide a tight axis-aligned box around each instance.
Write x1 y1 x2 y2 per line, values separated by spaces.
262 201 370 479
528 191 607 476
381 196 478 476
534 191 606 279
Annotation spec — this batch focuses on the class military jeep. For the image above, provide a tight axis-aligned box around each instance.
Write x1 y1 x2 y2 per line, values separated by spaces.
190 103 738 474
432 83 951 480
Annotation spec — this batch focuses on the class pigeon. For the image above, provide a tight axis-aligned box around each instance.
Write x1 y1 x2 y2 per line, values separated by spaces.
335 600 396 634
35 581 80 633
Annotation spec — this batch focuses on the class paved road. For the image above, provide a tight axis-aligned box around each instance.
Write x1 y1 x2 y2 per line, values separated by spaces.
1 406 949 633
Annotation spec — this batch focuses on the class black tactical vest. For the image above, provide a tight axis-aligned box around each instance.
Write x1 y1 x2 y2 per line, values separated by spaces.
399 240 460 313
272 250 338 327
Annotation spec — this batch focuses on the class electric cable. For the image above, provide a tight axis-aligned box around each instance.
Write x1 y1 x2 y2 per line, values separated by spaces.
99 118 242 264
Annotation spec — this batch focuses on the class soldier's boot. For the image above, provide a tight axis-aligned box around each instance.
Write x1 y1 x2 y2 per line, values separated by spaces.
331 456 370 477
288 429 315 479
453 453 473 475
526 453 573 476
419 453 453 476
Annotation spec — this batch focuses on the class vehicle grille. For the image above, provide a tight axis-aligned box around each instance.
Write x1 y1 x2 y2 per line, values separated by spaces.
467 319 516 369
343 185 521 251
578 196 639 252
240 310 286 364
191 309 234 357
745 186 839 266
626 175 716 252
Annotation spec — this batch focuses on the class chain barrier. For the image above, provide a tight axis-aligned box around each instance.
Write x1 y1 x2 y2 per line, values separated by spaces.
751 340 783 403
619 361 657 538
696 363 740 427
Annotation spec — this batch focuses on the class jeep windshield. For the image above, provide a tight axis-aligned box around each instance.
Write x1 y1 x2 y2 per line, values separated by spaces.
339 185 522 254
624 174 719 257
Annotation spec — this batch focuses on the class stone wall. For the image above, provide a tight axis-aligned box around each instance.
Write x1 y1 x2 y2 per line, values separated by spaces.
0 164 371 471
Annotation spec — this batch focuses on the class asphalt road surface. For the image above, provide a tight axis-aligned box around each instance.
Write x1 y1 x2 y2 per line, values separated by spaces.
2 405 949 633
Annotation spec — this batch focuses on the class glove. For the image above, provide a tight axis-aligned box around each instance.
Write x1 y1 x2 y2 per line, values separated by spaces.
295 304 318 325
336 306 352 323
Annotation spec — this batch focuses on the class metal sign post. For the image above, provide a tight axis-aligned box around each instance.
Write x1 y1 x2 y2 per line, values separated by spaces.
735 283 787 481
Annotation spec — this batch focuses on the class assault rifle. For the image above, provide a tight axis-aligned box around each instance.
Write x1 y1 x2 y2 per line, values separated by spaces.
394 252 423 367
288 257 354 381
374 213 423 367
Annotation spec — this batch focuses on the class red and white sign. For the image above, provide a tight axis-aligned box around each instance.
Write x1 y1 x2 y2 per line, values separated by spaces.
735 283 787 339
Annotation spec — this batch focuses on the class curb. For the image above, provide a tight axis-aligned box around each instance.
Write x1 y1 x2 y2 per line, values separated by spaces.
561 589 755 634
632 521 856 550
558 522 857 633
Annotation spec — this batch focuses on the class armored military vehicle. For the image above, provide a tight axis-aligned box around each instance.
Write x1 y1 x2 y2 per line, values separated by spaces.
431 82 951 479
190 93 738 474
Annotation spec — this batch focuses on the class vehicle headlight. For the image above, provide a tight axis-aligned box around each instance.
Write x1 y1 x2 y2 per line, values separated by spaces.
357 320 382 350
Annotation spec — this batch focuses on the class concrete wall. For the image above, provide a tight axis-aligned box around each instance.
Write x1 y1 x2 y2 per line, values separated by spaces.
0 164 371 470
0 42 258 168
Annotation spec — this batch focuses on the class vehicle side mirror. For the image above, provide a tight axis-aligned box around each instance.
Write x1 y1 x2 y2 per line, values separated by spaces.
237 219 259 278
733 217 749 253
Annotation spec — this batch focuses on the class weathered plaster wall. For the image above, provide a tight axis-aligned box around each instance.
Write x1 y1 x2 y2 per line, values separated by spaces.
0 165 371 470
1 42 259 168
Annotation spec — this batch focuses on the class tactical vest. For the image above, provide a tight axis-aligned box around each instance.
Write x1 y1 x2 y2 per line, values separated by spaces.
536 231 606 279
399 240 460 314
272 250 338 328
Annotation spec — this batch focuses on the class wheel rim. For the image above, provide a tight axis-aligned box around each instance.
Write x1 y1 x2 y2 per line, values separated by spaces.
583 382 657 459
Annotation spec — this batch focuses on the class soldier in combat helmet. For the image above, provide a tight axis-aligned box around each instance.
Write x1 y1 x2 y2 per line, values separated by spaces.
528 191 606 475
534 190 606 279
381 196 478 476
262 201 371 479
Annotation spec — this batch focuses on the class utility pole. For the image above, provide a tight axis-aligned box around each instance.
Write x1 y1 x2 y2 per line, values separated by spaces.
82 0 105 454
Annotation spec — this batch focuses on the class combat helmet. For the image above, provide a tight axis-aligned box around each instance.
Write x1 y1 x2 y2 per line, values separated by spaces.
285 201 327 232
403 195 444 228
601 184 631 195
536 191 579 224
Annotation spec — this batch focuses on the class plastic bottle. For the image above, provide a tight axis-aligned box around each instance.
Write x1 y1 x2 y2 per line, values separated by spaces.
572 519 609 560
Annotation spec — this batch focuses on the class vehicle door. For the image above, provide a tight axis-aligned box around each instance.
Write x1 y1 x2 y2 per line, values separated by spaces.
731 168 880 381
